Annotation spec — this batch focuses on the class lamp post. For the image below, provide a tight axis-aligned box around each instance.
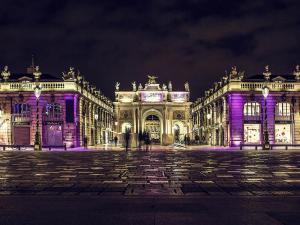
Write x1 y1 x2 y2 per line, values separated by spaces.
94 113 99 145
34 84 42 151
262 86 270 150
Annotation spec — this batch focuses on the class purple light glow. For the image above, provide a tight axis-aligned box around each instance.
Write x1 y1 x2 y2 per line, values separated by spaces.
265 94 275 144
228 93 244 147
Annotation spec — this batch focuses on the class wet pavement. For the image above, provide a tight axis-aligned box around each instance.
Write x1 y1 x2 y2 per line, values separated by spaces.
1 150 300 225
0 150 300 196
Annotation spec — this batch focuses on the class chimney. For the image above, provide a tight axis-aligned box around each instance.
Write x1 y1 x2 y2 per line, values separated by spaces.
26 54 35 74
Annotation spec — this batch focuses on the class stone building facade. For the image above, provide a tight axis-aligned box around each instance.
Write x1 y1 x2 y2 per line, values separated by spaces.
114 76 192 146
0 65 113 148
192 66 300 147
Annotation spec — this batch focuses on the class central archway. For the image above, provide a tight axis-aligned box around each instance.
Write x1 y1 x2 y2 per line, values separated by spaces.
145 115 161 144
142 109 163 144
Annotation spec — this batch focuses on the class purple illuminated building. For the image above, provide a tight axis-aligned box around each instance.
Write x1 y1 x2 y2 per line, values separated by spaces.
0 64 113 148
192 65 300 147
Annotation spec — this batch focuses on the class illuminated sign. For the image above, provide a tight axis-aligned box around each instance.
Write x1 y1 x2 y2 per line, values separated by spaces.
119 94 134 103
171 92 187 103
141 92 163 102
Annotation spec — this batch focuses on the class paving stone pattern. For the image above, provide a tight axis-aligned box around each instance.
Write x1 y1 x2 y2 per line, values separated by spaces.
0 150 300 196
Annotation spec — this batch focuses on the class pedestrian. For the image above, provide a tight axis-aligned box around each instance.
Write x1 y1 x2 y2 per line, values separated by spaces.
83 136 88 148
124 128 130 152
138 131 143 150
187 135 190 145
195 134 200 145
142 130 147 151
145 132 150 151
114 136 118 147
184 135 187 145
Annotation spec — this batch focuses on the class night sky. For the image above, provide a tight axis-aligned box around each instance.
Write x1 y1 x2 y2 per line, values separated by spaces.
0 0 299 100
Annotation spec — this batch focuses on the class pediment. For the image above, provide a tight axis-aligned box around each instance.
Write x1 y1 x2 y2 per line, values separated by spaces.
272 76 286 82
18 76 33 81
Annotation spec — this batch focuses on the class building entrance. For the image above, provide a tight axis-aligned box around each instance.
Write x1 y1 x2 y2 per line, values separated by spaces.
13 126 30 145
144 115 161 144
44 125 63 146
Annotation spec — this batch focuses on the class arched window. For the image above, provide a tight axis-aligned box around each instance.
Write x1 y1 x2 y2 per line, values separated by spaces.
121 122 131 133
244 102 260 116
276 102 291 116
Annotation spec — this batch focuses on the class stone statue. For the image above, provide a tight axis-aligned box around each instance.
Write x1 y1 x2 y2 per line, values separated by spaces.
229 66 238 79
76 69 82 83
168 81 172 91
62 67 76 80
184 82 190 92
33 66 42 80
263 65 271 81
162 83 167 91
132 81 137 91
115 82 120 91
148 75 158 84
294 65 300 81
238 71 245 80
1 65 10 81
138 83 143 90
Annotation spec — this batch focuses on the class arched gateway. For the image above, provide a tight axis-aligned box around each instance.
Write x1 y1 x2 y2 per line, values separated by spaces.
114 76 192 146
142 109 163 144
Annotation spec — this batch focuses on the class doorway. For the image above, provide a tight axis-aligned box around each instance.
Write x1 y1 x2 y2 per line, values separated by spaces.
144 115 161 144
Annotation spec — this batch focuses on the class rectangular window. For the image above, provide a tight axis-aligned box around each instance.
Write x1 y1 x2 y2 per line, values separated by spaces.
65 99 74 123
275 124 291 143
244 124 260 143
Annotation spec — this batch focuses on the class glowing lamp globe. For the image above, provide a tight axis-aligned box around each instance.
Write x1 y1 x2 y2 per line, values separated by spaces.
262 86 269 99
34 85 42 99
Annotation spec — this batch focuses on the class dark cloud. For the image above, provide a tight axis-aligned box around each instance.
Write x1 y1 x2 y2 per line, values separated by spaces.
0 0 299 100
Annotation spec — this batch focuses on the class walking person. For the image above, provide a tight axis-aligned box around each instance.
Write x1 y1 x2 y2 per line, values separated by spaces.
83 136 88 149
124 128 130 152
138 131 143 151
184 135 187 145
145 132 150 151
114 136 118 147
142 130 147 151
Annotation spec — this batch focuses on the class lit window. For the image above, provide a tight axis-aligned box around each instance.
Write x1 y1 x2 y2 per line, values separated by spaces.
276 102 290 116
44 103 62 119
13 104 31 114
244 102 260 116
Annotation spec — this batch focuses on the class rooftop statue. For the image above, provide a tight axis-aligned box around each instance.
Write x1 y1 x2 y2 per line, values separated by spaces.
132 81 137 91
138 83 143 90
168 81 172 91
1 65 10 81
162 83 167 91
147 75 158 84
115 82 120 91
294 65 300 81
263 65 271 81
33 66 42 81
184 82 190 92
62 67 76 80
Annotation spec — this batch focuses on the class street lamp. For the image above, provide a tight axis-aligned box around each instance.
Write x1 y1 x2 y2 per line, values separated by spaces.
34 84 42 151
94 113 99 145
262 86 270 150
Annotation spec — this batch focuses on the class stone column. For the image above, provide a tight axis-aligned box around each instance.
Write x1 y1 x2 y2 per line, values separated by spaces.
222 97 228 146
212 103 217 145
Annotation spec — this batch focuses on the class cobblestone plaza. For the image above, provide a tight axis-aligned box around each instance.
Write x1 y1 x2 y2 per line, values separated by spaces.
1 150 300 196
0 149 300 225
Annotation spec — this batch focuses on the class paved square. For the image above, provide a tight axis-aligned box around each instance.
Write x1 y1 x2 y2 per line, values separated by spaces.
1 149 300 225
0 149 300 196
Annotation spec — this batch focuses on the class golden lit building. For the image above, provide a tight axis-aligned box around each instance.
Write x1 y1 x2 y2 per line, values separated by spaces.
114 76 192 146
192 65 300 148
0 65 114 148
